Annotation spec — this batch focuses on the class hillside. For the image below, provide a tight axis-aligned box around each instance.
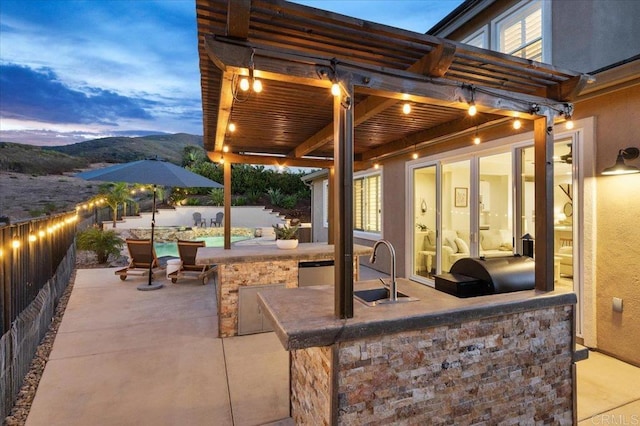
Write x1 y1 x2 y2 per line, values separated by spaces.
0 142 90 174
0 133 204 175
46 133 203 164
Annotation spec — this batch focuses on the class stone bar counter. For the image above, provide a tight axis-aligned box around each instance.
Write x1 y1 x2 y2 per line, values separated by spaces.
258 278 578 424
196 242 373 337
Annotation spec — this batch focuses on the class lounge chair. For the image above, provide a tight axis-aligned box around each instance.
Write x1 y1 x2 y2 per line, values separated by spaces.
115 239 162 281
168 240 217 285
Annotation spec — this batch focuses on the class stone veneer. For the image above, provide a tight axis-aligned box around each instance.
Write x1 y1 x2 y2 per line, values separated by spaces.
218 259 360 337
218 260 299 337
291 305 574 424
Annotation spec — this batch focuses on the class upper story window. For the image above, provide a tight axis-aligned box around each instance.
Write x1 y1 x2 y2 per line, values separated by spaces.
493 1 546 62
462 27 488 49
354 172 381 234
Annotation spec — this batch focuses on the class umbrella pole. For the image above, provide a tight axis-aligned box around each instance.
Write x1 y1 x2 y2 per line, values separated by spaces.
138 185 163 291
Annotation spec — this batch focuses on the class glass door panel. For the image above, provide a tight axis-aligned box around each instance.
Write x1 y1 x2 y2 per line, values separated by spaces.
441 160 470 272
553 139 574 290
519 146 535 252
413 165 437 278
478 152 513 257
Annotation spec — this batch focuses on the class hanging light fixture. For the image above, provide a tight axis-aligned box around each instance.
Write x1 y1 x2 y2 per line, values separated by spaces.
239 77 250 92
473 126 481 145
602 147 640 175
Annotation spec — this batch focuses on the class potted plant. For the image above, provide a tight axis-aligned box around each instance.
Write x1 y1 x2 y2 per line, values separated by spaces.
273 223 300 249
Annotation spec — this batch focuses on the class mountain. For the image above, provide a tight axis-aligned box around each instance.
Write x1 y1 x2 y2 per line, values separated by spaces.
46 133 203 164
0 142 90 174
0 133 204 175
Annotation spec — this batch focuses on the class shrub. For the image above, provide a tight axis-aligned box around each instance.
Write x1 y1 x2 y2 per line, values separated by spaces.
185 198 201 206
209 188 224 206
76 227 123 264
280 194 298 209
232 196 247 206
267 188 284 206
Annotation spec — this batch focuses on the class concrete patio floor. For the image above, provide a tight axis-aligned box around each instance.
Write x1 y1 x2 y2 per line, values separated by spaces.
25 267 640 425
26 268 290 426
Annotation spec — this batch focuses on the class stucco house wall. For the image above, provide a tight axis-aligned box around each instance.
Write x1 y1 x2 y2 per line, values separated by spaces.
574 84 640 366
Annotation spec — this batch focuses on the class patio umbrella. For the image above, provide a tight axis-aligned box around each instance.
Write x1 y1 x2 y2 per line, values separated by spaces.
76 158 223 290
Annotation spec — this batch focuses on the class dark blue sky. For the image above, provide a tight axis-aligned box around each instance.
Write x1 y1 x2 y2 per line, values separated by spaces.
0 0 463 146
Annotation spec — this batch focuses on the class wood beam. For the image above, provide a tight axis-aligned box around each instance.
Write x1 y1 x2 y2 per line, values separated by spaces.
327 167 335 245
534 116 554 291
548 74 595 102
226 0 251 39
413 41 456 78
360 113 502 162
213 71 235 153
204 36 566 120
333 83 354 319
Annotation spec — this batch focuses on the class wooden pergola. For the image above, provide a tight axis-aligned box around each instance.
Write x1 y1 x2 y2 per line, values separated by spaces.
196 0 592 318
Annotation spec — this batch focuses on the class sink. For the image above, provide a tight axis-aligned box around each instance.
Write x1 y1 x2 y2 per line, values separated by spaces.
354 287 419 306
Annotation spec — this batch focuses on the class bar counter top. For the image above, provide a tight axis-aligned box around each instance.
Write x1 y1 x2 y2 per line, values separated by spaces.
258 278 576 350
195 242 373 265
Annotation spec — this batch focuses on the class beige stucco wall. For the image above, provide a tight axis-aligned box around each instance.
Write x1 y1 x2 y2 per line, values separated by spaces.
575 84 640 366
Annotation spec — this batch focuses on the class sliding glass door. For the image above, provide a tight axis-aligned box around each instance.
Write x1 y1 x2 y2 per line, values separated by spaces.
412 164 437 278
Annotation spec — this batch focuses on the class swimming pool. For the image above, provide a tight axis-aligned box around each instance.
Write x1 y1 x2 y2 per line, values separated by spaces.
155 236 251 258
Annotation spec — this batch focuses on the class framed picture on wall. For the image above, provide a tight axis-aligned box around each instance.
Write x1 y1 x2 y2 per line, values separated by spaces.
455 187 468 207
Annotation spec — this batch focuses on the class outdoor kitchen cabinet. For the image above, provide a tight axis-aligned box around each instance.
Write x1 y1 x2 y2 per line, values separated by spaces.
237 284 284 335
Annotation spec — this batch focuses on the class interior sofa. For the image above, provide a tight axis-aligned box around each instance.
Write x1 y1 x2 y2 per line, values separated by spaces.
418 229 513 273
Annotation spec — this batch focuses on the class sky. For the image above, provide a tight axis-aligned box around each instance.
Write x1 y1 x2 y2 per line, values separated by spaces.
0 0 464 146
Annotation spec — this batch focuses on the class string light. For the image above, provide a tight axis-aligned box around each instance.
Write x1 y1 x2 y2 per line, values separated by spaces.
331 83 341 97
223 145 229 153
473 126 481 145
513 119 522 130
239 77 250 92
468 101 477 116
12 239 21 249
252 78 263 93
228 123 236 132
374 163 380 169
38 230 45 238
402 103 411 114
565 119 574 130
28 234 37 243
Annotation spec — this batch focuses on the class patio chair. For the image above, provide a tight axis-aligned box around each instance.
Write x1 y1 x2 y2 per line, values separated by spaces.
115 239 162 281
193 212 205 227
210 212 224 227
168 240 217 285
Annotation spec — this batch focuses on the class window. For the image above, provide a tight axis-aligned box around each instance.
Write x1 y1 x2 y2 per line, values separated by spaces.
462 27 488 49
494 1 545 61
354 173 381 233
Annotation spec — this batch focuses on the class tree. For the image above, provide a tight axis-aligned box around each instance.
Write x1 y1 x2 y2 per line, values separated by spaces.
101 182 134 228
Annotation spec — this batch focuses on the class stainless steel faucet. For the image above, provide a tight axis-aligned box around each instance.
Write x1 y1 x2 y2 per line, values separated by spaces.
370 239 397 302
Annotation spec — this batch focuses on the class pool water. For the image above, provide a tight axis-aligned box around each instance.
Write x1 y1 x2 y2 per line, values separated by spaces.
155 236 251 258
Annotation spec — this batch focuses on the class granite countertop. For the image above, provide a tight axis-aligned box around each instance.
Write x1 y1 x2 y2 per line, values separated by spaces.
258 278 577 350
195 242 373 265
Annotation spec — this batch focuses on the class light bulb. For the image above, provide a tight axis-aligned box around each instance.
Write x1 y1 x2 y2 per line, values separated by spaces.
219 157 225 164
565 120 574 130
228 123 236 132
374 163 380 169
412 152 418 160
38 230 45 238
252 79 263 93
12 239 20 249
403 103 411 115
331 83 341 97
29 234 37 243
513 119 522 130
239 77 250 92
473 136 481 145
223 145 229 153
468 102 477 116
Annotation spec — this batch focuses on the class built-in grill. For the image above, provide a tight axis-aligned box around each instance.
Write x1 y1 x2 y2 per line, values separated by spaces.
435 256 535 298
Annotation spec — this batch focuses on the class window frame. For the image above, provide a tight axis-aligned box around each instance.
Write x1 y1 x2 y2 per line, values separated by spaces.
491 0 551 63
353 168 382 240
